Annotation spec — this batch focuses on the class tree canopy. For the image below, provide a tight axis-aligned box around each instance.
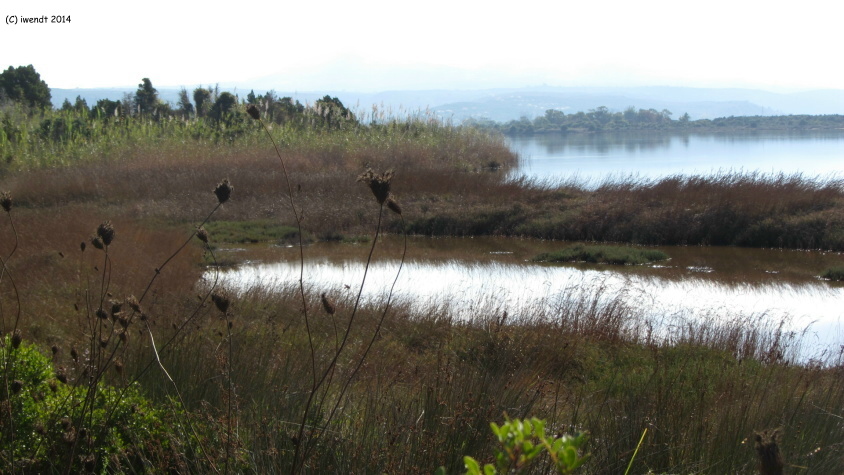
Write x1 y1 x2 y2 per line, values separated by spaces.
0 65 52 109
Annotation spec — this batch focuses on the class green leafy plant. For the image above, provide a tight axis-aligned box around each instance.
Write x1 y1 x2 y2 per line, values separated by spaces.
462 417 589 475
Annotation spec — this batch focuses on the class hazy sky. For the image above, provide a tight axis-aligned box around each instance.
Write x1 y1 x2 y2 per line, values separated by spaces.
2 0 842 92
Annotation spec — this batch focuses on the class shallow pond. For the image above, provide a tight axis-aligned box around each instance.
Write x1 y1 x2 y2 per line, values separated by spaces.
209 236 843 361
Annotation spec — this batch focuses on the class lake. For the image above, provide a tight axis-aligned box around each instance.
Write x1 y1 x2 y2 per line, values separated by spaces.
506 131 844 184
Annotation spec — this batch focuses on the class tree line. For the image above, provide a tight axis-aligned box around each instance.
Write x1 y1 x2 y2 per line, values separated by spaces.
0 65 358 130
466 105 844 134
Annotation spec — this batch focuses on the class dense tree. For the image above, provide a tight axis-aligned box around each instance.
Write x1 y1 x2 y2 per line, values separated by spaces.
209 92 237 123
193 87 212 118
312 95 356 129
177 87 194 118
134 78 158 116
0 65 52 109
92 99 123 119
246 89 258 105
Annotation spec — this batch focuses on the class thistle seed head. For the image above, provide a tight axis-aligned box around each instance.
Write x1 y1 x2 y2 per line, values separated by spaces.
80 241 86 252
386 197 402 215
357 168 393 205
211 289 231 314
125 295 141 313
96 221 115 246
214 178 233 204
95 308 108 320
91 236 104 250
11 329 22 349
196 227 209 244
11 380 22 394
755 429 784 475
321 293 336 315
246 104 260 120
1 191 11 213
70 347 78 362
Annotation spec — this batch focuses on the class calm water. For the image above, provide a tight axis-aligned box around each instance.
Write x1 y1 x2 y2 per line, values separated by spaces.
507 131 844 184
210 237 844 361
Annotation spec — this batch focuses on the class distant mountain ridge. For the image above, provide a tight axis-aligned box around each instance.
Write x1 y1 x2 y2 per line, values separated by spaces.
50 86 844 122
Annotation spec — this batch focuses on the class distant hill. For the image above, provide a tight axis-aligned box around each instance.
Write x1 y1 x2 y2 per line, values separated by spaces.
51 86 844 122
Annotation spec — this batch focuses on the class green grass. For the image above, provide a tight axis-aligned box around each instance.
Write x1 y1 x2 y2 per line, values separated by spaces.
533 244 669 265
822 266 844 281
202 219 301 244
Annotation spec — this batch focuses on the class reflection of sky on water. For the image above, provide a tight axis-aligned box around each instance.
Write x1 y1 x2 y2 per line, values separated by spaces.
506 132 844 185
211 259 843 360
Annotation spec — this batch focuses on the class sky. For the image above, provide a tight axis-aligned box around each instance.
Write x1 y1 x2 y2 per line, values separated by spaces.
2 0 842 92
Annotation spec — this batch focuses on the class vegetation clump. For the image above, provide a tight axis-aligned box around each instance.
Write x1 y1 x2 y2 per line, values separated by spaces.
533 244 669 265
821 266 844 281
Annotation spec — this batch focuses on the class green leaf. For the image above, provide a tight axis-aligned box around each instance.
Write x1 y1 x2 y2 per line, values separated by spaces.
464 456 481 475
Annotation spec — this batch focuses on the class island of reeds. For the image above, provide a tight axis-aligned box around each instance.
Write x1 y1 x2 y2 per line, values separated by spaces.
1 69 842 473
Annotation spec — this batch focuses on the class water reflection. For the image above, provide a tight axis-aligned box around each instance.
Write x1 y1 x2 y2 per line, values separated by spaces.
507 131 844 185
209 237 843 359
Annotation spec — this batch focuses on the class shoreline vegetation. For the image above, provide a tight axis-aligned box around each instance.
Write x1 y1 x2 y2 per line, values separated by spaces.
465 106 844 135
2 71 843 472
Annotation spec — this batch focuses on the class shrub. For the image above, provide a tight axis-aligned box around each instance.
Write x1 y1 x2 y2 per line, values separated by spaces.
1 336 177 472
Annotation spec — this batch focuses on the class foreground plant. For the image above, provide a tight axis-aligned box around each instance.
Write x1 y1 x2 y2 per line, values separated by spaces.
459 417 589 475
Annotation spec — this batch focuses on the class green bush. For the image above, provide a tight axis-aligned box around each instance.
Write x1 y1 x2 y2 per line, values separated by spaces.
1 336 177 473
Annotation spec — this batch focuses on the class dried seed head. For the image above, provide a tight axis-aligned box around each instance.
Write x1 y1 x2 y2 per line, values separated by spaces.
96 221 115 246
51 345 59 356
114 360 124 374
118 331 128 343
125 295 141 313
755 429 784 475
196 227 209 244
100 337 109 348
321 293 336 315
246 104 260 120
117 316 130 329
80 241 86 252
386 197 402 215
357 168 393 205
70 347 78 362
11 380 22 394
211 289 231 314
214 178 233 204
55 368 68 384
83 454 96 472
91 236 104 250
1 191 11 213
11 329 22 349
96 308 108 320
110 300 123 317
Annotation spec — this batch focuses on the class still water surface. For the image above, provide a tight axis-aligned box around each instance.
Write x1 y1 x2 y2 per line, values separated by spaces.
507 131 844 184
211 237 843 361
